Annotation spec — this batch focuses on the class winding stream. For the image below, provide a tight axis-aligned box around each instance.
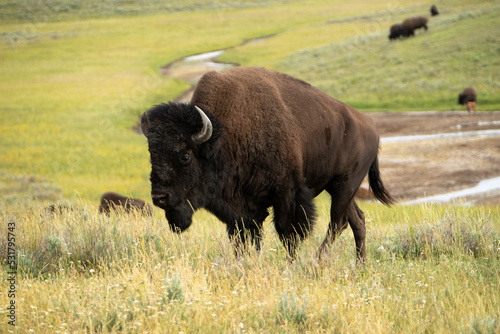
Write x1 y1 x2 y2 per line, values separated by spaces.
382 129 500 143
160 49 234 102
403 176 500 205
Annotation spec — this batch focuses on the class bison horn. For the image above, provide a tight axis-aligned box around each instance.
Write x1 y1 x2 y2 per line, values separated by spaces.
140 112 150 137
192 105 213 144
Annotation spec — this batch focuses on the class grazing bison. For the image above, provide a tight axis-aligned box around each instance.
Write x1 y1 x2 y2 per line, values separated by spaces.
430 5 439 16
458 87 477 114
402 16 428 36
46 204 73 215
141 67 394 262
99 191 153 216
389 23 406 40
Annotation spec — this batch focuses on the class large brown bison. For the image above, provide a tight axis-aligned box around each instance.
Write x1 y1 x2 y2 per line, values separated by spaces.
402 16 428 36
99 191 153 216
430 5 439 16
458 87 477 114
389 23 406 40
141 67 394 262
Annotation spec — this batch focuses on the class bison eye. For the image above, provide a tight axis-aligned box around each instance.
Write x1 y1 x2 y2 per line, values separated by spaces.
180 151 192 165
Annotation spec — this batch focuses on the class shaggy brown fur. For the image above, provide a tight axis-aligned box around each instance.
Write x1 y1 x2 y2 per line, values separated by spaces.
141 67 393 262
388 23 406 40
99 191 153 216
402 16 428 36
430 5 439 16
458 87 477 114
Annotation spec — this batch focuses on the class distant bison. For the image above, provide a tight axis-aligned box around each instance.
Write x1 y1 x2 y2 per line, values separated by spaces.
46 204 73 215
99 191 153 216
430 5 439 16
458 87 477 114
389 23 406 40
141 67 394 262
402 16 428 36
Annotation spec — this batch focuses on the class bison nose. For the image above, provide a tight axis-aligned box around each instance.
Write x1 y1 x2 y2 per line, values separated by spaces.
151 191 173 208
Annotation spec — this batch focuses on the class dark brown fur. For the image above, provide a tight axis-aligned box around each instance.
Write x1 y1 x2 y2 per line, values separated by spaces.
402 16 428 36
458 87 477 114
99 191 153 216
141 67 393 262
389 23 406 40
430 5 439 16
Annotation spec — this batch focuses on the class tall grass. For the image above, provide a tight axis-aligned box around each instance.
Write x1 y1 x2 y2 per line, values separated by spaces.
1 199 499 332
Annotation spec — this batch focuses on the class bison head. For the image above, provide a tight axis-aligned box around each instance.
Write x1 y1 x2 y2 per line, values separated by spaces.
141 103 215 233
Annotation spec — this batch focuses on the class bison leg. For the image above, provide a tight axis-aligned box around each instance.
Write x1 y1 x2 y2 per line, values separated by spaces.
320 175 366 260
347 201 366 262
273 184 316 260
227 219 264 255
318 202 349 257
319 198 367 263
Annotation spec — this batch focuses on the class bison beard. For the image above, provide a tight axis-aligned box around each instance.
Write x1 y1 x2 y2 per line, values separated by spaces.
141 67 394 262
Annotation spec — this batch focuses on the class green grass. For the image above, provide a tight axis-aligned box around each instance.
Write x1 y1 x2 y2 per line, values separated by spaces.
0 0 303 24
1 0 498 200
0 199 499 333
273 1 500 111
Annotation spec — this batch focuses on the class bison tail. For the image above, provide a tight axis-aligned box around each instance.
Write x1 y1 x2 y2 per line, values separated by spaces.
368 157 395 206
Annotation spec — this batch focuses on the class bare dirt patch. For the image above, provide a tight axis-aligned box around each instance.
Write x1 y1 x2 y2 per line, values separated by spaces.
369 111 500 204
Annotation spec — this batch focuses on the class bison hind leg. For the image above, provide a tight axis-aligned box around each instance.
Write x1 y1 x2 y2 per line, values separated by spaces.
347 201 367 263
274 184 317 259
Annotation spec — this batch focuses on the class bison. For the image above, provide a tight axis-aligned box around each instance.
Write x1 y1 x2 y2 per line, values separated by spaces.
141 67 394 262
458 87 477 114
388 23 406 40
402 16 428 36
99 191 153 216
430 5 439 16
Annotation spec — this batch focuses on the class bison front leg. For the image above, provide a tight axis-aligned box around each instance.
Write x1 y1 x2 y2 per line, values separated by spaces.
226 219 263 256
273 185 316 260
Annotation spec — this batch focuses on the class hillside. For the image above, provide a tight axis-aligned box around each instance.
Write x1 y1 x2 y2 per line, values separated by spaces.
0 0 498 202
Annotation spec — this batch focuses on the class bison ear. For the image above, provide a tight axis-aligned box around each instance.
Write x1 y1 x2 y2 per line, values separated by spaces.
140 112 150 137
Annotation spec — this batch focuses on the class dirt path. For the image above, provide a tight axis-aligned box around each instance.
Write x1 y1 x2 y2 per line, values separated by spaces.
370 111 500 204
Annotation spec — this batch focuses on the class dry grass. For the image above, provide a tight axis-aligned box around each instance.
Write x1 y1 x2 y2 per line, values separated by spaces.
1 199 499 333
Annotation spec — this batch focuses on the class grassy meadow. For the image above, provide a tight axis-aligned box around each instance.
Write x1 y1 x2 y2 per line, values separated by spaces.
1 198 499 333
1 0 500 332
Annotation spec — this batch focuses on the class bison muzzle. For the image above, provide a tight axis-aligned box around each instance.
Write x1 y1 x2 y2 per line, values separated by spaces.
141 67 394 262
